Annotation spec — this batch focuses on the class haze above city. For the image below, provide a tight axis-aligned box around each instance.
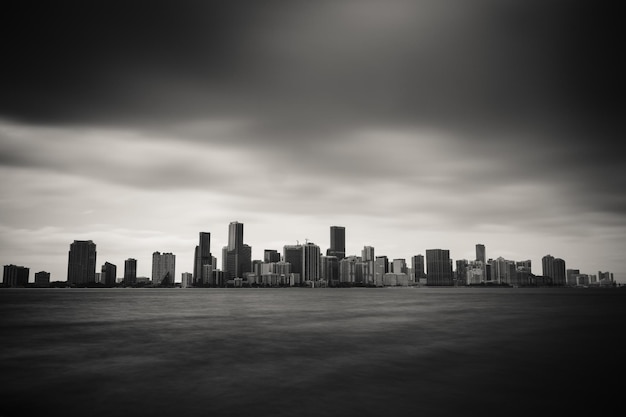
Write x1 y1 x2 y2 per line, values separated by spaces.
1 1 624 283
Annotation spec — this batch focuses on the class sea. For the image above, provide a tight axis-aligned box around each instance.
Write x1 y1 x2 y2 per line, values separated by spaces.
1 287 624 417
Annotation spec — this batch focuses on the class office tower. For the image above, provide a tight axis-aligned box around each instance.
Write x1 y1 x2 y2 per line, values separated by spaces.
101 262 117 287
455 259 468 286
516 260 532 274
492 257 517 286
362 246 375 262
284 244 303 277
34 271 50 287
223 222 251 280
374 256 389 286
321 255 339 284
67 240 97 285
3 264 29 287
181 272 193 288
152 251 176 286
194 232 212 285
124 258 137 286
476 244 486 263
327 226 346 259
566 269 580 286
426 249 453 286
302 242 321 282
412 255 425 281
339 256 358 283
264 249 281 263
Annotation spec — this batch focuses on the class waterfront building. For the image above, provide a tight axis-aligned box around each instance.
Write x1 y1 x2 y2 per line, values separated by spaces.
284 244 303 277
327 226 346 259
412 255 426 282
194 232 213 285
302 242 321 282
223 222 251 280
362 246 375 262
67 240 97 285
264 249 281 263
101 262 117 287
3 264 29 287
124 258 137 286
426 249 453 286
181 272 193 288
374 256 389 286
321 255 339 285
542 255 566 286
455 259 468 286
152 252 176 286
34 271 50 287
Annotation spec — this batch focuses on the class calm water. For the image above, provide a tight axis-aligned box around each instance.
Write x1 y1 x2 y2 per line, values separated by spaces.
1 287 624 416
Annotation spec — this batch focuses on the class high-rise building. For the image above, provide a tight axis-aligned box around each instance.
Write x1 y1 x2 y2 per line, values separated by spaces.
362 246 375 262
542 255 566 286
67 240 97 285
426 249 453 286
327 226 346 259
455 259 468 286
392 259 407 274
223 222 251 280
476 244 486 263
321 255 339 284
34 271 50 287
374 256 389 286
264 249 281 263
302 242 321 282
412 255 425 281
124 258 137 286
284 244 303 277
339 256 358 283
3 264 29 287
101 262 117 287
152 252 176 286
194 232 212 285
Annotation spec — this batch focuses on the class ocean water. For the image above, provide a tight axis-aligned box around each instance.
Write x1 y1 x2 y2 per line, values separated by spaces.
1 287 624 416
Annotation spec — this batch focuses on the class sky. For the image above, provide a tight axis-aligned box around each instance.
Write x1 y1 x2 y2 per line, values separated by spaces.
1 0 624 283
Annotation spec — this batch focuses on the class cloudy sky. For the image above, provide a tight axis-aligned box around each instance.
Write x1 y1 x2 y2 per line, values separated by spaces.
1 0 624 283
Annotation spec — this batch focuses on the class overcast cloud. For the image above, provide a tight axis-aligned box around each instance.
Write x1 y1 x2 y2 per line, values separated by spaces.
1 0 624 282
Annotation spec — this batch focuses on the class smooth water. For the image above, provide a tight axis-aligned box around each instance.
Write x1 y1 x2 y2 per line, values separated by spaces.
1 287 624 416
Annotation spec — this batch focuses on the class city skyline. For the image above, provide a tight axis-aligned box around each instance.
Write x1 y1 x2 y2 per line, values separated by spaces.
0 222 620 285
1 2 624 284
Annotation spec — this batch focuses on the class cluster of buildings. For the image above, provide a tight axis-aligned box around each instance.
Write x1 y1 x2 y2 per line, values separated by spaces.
2 222 617 288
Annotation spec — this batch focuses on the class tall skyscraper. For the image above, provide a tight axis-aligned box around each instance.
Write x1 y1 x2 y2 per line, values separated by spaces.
223 222 251 280
476 244 486 264
3 264 29 287
284 244 303 277
152 252 176 286
67 240 97 285
392 259 407 274
302 242 321 282
101 262 117 286
327 226 346 259
124 258 137 286
321 255 339 284
412 255 425 281
426 249 453 286
194 232 212 285
374 256 389 285
542 255 566 286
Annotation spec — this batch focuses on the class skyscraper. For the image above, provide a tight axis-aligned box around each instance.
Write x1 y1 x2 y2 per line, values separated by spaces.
426 249 453 286
542 255 566 286
283 244 303 277
302 242 321 282
124 258 137 286
34 271 50 287
3 264 29 287
67 240 97 285
362 246 375 262
152 252 176 286
194 232 212 285
327 226 346 259
412 255 425 281
264 249 281 263
223 222 251 280
101 262 117 287
476 244 486 264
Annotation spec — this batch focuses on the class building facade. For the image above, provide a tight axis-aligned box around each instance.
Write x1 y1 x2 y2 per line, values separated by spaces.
67 240 97 285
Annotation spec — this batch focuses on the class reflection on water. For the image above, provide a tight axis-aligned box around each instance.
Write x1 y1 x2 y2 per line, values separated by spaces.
1 288 624 416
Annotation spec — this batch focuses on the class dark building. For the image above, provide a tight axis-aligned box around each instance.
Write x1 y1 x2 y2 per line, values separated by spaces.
67 240 97 285
284 244 303 277
3 264 29 287
455 259 468 286
223 222 251 280
102 262 117 287
542 255 566 286
327 226 346 259
264 249 281 263
194 232 212 285
412 255 426 281
476 244 486 263
426 249 453 286
34 271 50 287
124 258 137 286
